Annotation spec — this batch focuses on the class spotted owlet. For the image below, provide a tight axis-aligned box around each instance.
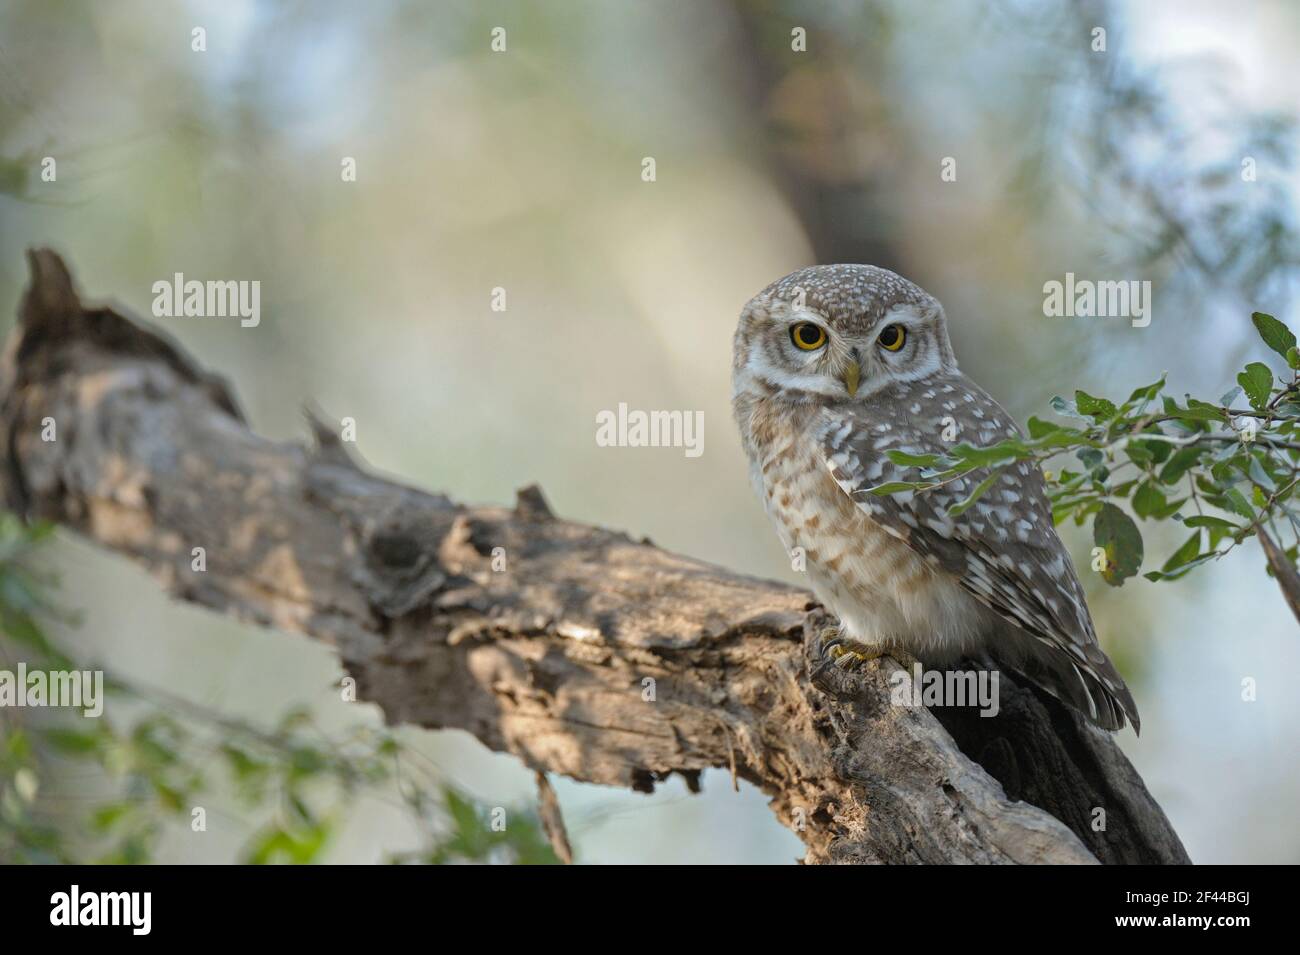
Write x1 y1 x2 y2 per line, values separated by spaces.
732 264 1138 733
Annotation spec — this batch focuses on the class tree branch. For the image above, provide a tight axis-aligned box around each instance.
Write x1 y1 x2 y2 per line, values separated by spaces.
0 250 1189 864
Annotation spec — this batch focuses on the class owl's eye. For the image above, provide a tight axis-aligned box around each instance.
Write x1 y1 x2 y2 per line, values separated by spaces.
877 324 906 352
790 322 827 351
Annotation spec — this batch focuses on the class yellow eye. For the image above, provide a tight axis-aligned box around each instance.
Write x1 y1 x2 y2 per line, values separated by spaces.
877 324 906 352
790 322 827 351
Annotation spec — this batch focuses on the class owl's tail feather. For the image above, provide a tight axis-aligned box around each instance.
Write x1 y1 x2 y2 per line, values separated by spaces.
1012 640 1141 735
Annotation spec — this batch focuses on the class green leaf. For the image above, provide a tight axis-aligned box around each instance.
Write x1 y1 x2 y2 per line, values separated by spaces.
1126 374 1167 404
1237 362 1274 412
1131 481 1167 519
885 450 944 468
152 781 186 813
0 610 53 654
3 728 32 761
864 481 923 496
1028 428 1086 451
243 823 331 865
1246 454 1277 492
91 803 133 833
1130 437 1172 465
0 155 30 199
1143 531 1204 581
1092 503 1143 586
1251 312 1297 358
947 469 1003 518
1111 479 1138 498
1223 487 1255 520
1152 496 1188 519
1160 398 1224 423
1050 395 1087 420
1074 390 1118 421
1077 447 1104 470
948 439 1028 468
43 729 102 755
444 788 484 836
1157 446 1203 484
221 744 269 782
1183 514 1239 548
1184 515 1238 530
288 746 327 778
1026 416 1061 439
1124 444 1155 468
1186 397 1225 420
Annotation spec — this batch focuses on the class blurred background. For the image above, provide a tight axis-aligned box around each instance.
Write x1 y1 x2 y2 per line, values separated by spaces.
1 0 1298 863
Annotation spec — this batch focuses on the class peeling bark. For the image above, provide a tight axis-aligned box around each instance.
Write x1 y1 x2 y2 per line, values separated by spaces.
0 250 1190 864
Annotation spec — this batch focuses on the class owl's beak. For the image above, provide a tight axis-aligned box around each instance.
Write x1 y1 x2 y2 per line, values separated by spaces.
841 361 860 397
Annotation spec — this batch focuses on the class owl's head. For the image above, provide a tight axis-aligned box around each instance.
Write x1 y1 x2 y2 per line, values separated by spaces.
733 264 957 401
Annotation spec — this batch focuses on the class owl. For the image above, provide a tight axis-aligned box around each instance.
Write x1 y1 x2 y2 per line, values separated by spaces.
732 264 1139 733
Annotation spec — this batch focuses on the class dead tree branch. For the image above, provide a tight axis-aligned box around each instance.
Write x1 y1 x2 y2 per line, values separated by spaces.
0 250 1189 864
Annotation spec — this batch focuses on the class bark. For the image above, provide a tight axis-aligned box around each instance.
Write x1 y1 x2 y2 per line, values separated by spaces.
0 249 1190 864
1260 528 1300 626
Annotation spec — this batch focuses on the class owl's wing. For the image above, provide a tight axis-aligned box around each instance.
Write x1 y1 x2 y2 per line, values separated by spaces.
816 387 1139 733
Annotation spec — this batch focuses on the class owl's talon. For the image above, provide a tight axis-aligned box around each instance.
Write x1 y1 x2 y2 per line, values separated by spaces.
813 626 842 657
810 626 843 683
812 625 885 673
830 644 883 671
833 648 862 669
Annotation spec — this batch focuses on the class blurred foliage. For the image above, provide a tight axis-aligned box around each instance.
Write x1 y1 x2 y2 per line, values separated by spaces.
870 312 1300 597
989 0 1300 319
0 514 561 864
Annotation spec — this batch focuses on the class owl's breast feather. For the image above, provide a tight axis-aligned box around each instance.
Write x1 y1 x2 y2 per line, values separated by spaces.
739 398 991 657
